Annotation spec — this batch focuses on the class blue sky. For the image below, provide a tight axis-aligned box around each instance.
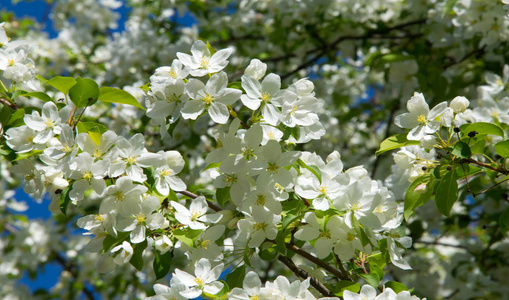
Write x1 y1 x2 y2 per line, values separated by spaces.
3 0 196 295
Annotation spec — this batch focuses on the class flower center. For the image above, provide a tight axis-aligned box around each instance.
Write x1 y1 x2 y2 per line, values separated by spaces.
253 222 266 231
222 173 237 186
135 213 146 224
93 148 103 158
267 162 279 174
320 230 331 239
319 185 327 195
160 169 172 177
95 214 103 222
82 171 93 181
242 146 256 160
351 202 362 212
190 210 202 221
261 91 271 102
114 191 125 202
200 239 211 249
346 233 356 241
44 119 55 128
201 93 214 104
194 276 205 288
168 68 177 79
417 114 426 125
127 156 137 165
255 194 266 206
200 57 210 69
7 58 14 66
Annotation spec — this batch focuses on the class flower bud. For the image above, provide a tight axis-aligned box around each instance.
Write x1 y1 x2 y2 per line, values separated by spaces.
420 135 437 150
449 96 470 113
414 183 428 194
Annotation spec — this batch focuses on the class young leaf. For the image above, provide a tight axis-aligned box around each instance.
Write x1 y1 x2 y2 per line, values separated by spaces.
46 76 77 95
384 281 409 293
435 171 459 217
375 134 420 156
129 240 148 271
69 77 100 108
464 122 504 138
153 250 173 280
99 87 145 110
404 175 433 220
224 265 246 289
495 140 509 158
451 141 471 159
20 91 54 103
59 186 72 216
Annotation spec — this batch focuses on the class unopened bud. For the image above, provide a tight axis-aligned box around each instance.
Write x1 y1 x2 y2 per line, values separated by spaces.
450 96 470 113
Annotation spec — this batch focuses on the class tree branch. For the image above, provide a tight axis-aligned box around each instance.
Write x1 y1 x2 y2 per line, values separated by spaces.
285 243 352 281
277 254 335 297
178 190 222 212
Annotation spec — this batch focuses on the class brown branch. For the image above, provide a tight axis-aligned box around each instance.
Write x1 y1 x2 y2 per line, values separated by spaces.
444 46 486 69
285 243 352 281
277 254 335 297
0 97 17 110
178 190 222 212
467 158 508 175
55 253 96 300
277 18 427 80
334 253 352 281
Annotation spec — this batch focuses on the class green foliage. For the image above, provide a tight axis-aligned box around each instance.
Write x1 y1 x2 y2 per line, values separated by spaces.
98 87 145 110
375 134 420 156
153 250 173 279
435 170 459 217
404 175 433 220
69 78 100 108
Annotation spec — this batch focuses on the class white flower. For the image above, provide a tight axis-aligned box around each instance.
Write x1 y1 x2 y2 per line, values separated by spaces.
449 96 470 113
244 59 267 80
24 101 65 144
100 177 147 217
238 206 281 247
177 40 232 77
228 271 263 300
154 151 187 196
111 241 133 265
240 73 282 110
171 196 213 230
154 235 173 255
394 92 447 141
182 71 241 124
175 258 224 298
150 59 189 84
68 152 109 203
295 213 346 259
343 285 377 300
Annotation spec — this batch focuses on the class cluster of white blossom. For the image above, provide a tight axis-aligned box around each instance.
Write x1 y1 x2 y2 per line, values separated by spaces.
0 23 35 84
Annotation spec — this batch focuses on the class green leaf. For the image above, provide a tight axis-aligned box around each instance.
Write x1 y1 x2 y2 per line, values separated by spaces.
282 213 299 231
227 81 243 91
102 231 130 253
76 122 107 146
216 186 231 208
153 250 173 279
495 140 509 158
69 77 100 108
7 108 25 126
129 240 148 271
435 171 459 217
138 82 150 92
46 76 77 95
442 0 459 18
99 87 145 110
351 215 371 247
405 175 433 220
290 126 301 141
384 281 409 293
470 138 485 154
14 150 43 162
202 162 221 172
451 141 471 159
20 91 54 103
375 134 420 156
464 122 504 138
206 40 217 55
359 273 380 288
173 228 202 248
297 159 322 182
333 281 360 297
59 186 72 216
0 104 12 125
224 265 246 289
371 263 384 280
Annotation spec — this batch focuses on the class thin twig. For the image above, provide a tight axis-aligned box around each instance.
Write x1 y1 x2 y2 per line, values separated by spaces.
178 190 222 212
285 243 351 281
0 97 17 110
55 253 96 300
277 255 335 297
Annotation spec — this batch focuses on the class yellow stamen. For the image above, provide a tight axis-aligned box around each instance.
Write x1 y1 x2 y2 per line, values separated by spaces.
261 91 271 102
417 114 426 124
255 194 266 206
201 93 214 104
